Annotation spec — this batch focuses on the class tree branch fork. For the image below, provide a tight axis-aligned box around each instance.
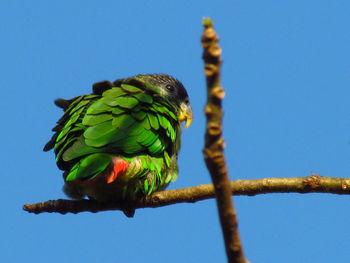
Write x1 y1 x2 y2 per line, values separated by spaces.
23 173 350 215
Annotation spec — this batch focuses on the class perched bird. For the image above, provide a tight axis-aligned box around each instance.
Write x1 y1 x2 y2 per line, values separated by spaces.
44 74 192 204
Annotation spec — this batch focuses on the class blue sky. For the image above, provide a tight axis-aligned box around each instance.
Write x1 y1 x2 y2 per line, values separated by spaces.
2 1 350 262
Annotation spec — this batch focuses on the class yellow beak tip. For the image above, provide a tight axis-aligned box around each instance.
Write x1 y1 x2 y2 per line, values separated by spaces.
185 118 192 128
179 103 193 129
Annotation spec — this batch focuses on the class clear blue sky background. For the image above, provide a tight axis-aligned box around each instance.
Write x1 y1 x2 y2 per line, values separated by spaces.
2 1 350 262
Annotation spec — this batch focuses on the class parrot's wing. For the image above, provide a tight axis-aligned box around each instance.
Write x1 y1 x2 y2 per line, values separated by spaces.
52 84 179 181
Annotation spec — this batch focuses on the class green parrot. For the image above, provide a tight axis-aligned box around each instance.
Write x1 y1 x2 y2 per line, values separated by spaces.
44 74 192 204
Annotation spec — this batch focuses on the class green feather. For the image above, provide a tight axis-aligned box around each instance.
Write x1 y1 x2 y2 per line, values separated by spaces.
137 130 158 147
107 96 139 108
86 101 111 115
121 84 142 93
144 180 149 193
112 114 136 129
157 114 171 131
66 153 111 181
82 113 113 126
69 99 90 114
164 151 171 167
84 123 127 148
148 138 165 154
102 88 126 98
62 138 98 162
132 93 153 104
147 113 159 130
56 125 71 143
141 116 151 130
131 110 147 121
111 106 124 115
126 122 145 136
84 121 115 140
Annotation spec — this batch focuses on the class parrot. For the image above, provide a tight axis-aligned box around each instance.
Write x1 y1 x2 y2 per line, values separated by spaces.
44 74 193 205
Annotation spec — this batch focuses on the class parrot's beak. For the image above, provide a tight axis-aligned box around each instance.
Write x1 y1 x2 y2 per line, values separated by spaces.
178 102 193 128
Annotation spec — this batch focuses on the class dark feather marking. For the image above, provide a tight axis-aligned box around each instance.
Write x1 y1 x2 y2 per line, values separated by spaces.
43 134 58 151
54 99 71 111
92 81 113 95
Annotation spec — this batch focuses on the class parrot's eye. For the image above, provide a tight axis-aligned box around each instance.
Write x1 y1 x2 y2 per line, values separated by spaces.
166 85 175 92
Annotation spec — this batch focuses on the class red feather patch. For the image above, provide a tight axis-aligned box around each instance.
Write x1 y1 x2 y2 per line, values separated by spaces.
106 158 129 184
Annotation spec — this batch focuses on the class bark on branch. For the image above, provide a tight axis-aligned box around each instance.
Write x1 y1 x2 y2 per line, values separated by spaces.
201 17 246 263
23 174 350 215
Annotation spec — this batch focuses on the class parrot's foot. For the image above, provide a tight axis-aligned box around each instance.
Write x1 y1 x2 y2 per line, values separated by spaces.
122 208 135 218
87 195 135 217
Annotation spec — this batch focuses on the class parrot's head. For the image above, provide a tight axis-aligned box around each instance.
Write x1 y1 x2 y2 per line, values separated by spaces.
135 74 193 128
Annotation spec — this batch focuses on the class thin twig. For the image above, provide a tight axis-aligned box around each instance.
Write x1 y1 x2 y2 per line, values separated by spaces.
201 17 246 263
22 174 350 214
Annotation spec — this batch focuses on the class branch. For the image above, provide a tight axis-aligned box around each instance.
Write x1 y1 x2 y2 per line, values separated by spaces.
201 18 246 263
22 174 350 214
